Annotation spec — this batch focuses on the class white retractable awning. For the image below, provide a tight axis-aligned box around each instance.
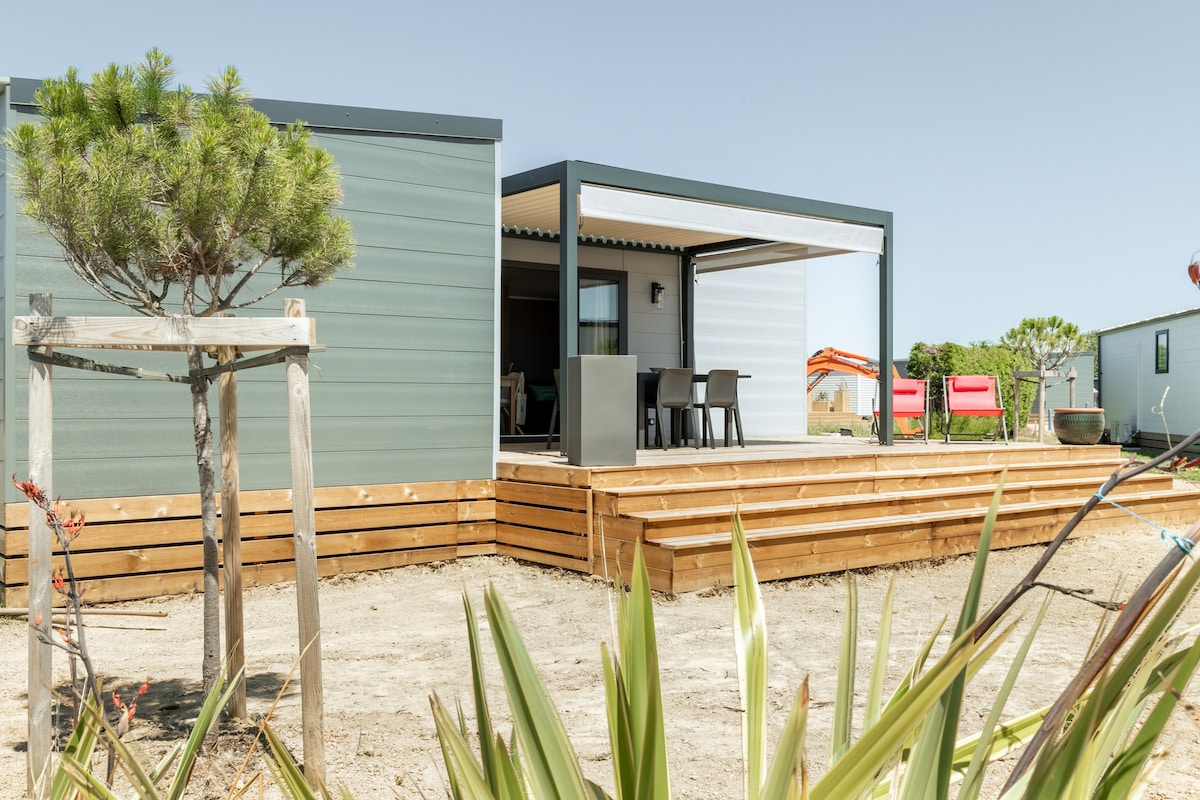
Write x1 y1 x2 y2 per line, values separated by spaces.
579 184 885 261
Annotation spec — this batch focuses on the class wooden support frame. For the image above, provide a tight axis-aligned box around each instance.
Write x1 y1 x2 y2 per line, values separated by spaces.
26 295 53 796
14 295 325 786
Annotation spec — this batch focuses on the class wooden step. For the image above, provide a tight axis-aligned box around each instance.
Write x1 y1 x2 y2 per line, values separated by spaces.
639 489 1200 593
594 457 1128 515
622 474 1179 539
582 445 1126 490
650 489 1197 550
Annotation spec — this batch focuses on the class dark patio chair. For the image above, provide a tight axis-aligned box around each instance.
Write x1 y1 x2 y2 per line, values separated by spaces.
699 370 744 447
654 368 700 449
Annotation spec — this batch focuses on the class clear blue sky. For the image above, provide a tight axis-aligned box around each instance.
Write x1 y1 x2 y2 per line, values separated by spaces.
7 0 1200 359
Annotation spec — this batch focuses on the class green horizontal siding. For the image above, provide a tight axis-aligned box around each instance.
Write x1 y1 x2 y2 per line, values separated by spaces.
14 413 491 461
317 312 493 351
17 445 490 496
16 379 493 420
345 209 493 257
323 134 497 191
342 176 493 227
6 111 499 501
308 347 494 384
349 248 493 289
314 280 492 323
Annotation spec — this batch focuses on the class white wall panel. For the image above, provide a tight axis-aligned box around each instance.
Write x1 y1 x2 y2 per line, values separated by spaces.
694 263 807 436
1100 311 1200 438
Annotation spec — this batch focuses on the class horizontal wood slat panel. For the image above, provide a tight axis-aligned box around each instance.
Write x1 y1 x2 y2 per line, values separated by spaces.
3 545 463 607
495 481 590 511
495 544 590 572
4 480 492 530
2 479 501 603
4 443 1196 605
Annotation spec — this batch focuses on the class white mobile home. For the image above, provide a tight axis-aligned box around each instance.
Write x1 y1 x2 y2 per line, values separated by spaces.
1098 307 1200 450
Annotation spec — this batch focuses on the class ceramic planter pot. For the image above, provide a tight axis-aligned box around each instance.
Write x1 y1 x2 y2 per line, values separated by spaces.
1053 408 1105 445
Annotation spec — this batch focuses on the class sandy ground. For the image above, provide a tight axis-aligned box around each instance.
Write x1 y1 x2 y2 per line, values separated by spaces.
3 524 1200 799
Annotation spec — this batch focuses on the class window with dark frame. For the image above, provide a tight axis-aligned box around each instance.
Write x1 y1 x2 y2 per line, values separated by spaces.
1155 329 1169 374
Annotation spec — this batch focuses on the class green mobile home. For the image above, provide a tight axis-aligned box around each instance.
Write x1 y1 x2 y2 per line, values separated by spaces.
1 78 899 605
0 78 503 603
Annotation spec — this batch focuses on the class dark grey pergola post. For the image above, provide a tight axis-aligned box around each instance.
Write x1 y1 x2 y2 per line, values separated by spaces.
557 162 581 450
877 227 895 445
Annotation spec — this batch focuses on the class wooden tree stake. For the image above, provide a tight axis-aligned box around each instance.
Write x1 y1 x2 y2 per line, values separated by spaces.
218 338 247 719
26 294 53 794
285 298 325 784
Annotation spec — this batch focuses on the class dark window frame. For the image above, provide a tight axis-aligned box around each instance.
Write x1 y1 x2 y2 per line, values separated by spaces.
1155 329 1169 374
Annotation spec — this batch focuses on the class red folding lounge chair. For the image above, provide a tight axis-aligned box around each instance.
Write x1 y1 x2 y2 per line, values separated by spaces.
873 378 929 442
943 375 1008 443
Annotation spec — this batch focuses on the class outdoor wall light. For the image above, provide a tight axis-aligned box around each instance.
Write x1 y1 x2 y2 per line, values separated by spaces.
651 281 665 308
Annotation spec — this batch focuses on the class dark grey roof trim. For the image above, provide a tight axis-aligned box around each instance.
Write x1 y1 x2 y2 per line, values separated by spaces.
503 160 890 228
7 77 501 141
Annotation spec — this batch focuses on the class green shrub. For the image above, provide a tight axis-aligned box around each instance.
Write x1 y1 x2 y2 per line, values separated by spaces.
907 341 1032 437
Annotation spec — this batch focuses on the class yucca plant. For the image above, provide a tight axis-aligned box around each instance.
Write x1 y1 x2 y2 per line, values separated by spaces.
47 665 243 800
433 431 1200 799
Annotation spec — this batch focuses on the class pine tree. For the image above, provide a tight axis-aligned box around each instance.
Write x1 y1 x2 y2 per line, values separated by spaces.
1000 316 1087 440
5 49 354 692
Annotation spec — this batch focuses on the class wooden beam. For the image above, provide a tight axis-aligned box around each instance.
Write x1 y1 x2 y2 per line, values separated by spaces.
26 294 53 795
218 340 246 719
12 315 314 351
285 299 325 785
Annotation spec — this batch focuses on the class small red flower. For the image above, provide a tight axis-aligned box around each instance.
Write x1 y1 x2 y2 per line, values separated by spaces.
12 476 46 504
112 684 144 739
63 511 85 538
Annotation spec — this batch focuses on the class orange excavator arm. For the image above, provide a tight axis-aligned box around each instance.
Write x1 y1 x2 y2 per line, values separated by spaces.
807 347 921 437
807 347 887 393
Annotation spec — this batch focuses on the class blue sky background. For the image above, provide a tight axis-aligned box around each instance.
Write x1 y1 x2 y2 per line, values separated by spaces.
6 0 1200 358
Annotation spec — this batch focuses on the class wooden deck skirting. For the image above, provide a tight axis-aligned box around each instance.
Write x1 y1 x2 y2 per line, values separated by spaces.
4 443 1198 604
0 480 495 606
501 443 1200 594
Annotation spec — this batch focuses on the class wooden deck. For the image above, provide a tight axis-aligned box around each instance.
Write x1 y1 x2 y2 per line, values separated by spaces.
3 437 1196 604
496 437 1200 593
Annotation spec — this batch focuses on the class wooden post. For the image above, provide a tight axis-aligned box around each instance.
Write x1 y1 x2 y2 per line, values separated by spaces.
26 294 53 794
218 338 246 719
284 299 324 784
1038 367 1048 443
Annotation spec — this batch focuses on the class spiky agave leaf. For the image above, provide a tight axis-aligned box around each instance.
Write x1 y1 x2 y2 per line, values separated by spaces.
1020 555 1200 797
260 720 337 800
955 593 1054 800
732 511 769 800
863 575 896 732
482 584 596 799
897 478 1002 800
829 573 857 768
48 692 103 800
760 678 810 800
810 618 1016 800
430 694 500 800
603 543 670 799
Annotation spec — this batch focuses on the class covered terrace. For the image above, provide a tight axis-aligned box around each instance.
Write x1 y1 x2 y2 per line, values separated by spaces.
499 161 897 445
